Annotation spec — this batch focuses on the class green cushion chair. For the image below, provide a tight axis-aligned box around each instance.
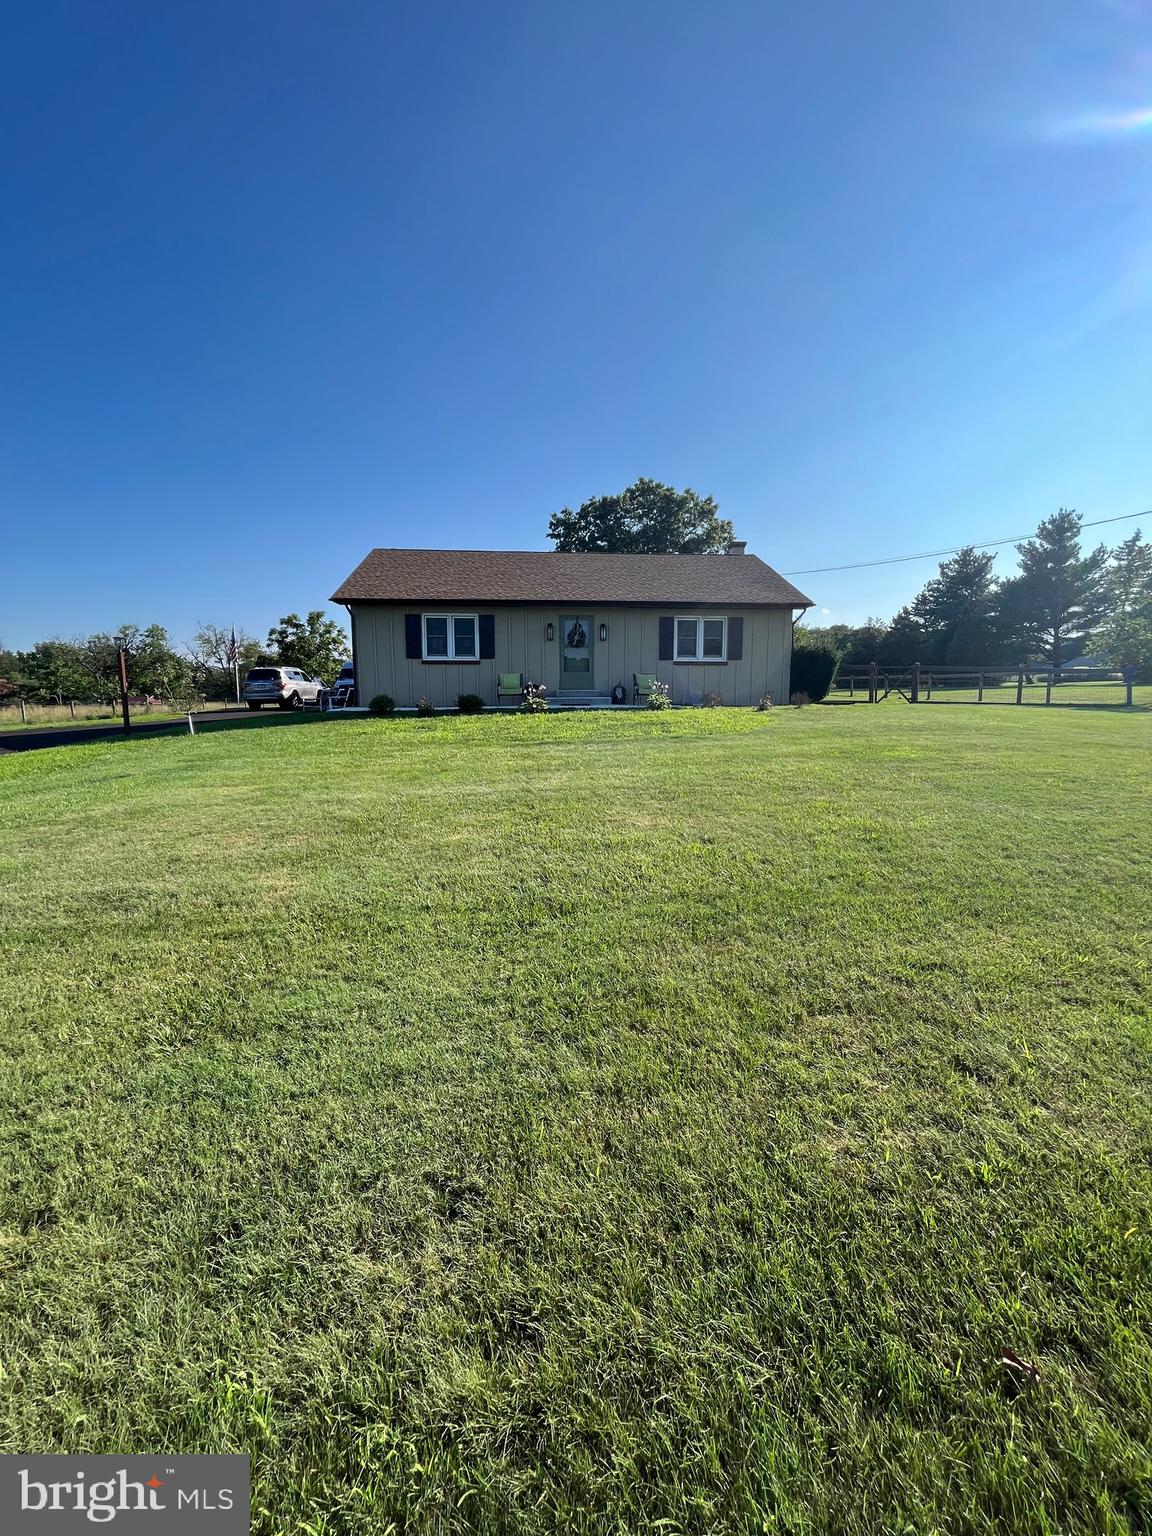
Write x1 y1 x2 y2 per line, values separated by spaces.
498 672 525 704
633 673 657 703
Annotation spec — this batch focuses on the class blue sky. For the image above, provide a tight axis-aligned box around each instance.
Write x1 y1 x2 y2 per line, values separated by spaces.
3 0 1150 647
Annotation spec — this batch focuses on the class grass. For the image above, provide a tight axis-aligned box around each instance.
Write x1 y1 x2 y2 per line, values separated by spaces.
0 706 1149 1535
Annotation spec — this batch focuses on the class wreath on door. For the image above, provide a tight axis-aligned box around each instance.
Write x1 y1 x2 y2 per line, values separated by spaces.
565 620 587 649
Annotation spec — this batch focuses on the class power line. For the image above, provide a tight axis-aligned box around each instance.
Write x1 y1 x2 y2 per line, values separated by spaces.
780 511 1147 577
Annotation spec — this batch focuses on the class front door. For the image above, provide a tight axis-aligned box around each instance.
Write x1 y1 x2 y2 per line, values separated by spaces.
559 615 594 690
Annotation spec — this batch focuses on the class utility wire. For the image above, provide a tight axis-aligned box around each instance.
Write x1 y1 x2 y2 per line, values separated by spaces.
780 511 1147 577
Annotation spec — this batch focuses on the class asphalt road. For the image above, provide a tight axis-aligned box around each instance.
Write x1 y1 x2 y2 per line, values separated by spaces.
0 708 256 752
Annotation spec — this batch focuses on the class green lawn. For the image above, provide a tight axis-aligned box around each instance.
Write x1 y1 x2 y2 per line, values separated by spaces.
0 707 1149 1535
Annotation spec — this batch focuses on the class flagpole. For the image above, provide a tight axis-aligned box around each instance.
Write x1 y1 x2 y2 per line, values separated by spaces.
231 625 240 705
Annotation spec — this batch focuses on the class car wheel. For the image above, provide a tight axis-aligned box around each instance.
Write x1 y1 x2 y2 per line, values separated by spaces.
280 692 301 711
247 702 262 711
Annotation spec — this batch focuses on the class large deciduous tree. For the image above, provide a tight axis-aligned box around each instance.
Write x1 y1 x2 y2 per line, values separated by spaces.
793 618 889 666
547 478 735 554
997 510 1108 667
265 611 349 684
187 623 263 699
23 640 91 702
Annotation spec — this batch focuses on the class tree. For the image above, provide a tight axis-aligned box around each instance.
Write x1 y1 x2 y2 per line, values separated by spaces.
187 623 263 699
997 510 1109 667
1097 530 1152 676
548 478 734 554
877 606 927 668
24 638 97 701
1103 530 1152 616
124 624 194 697
0 649 19 698
907 546 1001 666
265 611 349 684
793 618 889 667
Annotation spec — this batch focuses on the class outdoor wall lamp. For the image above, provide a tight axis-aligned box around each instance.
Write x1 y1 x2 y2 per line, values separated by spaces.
599 623 608 642
546 622 554 642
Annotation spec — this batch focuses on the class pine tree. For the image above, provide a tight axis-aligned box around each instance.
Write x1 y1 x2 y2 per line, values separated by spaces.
997 510 1108 667
1098 530 1152 676
1104 531 1152 614
876 606 926 668
907 546 999 666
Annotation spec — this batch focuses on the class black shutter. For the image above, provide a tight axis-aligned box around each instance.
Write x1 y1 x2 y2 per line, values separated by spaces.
659 616 675 661
404 613 422 659
727 617 743 661
478 614 495 659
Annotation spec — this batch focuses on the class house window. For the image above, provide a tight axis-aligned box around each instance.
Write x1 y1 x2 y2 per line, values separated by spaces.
422 613 478 660
675 616 727 661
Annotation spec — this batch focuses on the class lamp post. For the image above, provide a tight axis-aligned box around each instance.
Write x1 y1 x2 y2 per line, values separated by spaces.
115 635 131 735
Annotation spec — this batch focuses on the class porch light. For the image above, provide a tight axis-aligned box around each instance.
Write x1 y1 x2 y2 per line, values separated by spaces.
599 623 608 642
546 622 554 642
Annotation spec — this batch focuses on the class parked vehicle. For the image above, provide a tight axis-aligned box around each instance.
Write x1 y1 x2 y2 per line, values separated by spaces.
242 666 325 710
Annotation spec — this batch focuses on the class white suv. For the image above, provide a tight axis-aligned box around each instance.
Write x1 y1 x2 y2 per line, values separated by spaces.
242 667 325 710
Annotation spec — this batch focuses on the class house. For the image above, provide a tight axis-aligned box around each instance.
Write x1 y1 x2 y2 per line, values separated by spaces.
330 543 813 708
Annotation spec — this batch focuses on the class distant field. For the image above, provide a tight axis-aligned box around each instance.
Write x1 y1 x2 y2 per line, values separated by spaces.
830 678 1151 709
0 700 236 730
0 707 1149 1534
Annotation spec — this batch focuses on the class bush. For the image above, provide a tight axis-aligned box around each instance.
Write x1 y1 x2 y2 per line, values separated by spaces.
702 691 723 708
457 694 485 714
789 691 811 707
416 695 436 717
520 683 548 713
646 680 672 710
789 638 840 703
368 694 395 715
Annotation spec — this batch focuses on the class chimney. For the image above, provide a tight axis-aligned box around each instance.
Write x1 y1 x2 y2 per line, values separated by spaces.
727 539 747 555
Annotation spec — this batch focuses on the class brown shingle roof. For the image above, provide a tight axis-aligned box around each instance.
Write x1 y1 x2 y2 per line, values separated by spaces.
331 549 812 607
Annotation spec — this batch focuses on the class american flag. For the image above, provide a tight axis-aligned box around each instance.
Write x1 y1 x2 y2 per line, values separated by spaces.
226 626 238 666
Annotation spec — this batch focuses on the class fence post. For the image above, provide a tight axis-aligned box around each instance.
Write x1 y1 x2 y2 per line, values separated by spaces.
849 676 855 698
1016 670 1025 705
868 661 877 704
911 662 921 703
926 673 933 700
1044 672 1053 706
1124 666 1135 706
977 672 984 703
19 698 27 724
69 700 76 719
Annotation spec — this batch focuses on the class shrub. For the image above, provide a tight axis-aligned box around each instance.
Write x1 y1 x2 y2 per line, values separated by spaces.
368 693 395 716
702 691 723 708
646 680 672 710
457 693 485 714
520 682 548 713
789 691 811 707
757 693 773 711
789 637 841 703
416 695 436 716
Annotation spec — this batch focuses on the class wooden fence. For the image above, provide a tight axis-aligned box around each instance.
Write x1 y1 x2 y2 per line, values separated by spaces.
831 665 1136 708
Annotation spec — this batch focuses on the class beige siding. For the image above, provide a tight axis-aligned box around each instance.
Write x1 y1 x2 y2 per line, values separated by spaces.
351 603 795 708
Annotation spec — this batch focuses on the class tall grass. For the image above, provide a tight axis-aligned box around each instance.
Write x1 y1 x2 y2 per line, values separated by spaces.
0 699 235 729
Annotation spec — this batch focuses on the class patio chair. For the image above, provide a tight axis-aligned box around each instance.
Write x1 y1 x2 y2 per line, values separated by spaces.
498 672 525 705
633 673 657 704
